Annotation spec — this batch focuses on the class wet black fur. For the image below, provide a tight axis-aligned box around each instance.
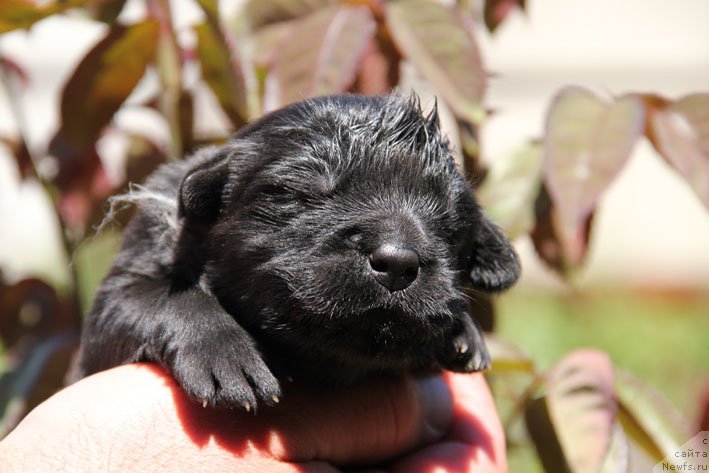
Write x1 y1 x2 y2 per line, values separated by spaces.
80 94 520 409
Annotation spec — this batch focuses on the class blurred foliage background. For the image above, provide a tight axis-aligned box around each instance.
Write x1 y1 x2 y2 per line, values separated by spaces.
0 0 707 472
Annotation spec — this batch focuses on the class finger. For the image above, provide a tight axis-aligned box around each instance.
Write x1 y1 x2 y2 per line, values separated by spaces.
179 372 454 465
389 372 507 473
446 371 506 465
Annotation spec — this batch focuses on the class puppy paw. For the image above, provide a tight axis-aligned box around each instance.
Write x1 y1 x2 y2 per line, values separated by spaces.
437 316 490 373
167 329 281 411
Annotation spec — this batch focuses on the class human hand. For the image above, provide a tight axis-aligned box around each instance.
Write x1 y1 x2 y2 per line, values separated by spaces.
0 363 506 472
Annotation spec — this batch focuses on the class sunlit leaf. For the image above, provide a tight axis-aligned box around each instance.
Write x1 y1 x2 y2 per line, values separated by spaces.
478 141 543 239
483 0 525 33
0 0 84 34
266 5 376 108
485 334 535 373
526 349 616 473
194 0 219 24
615 368 691 465
195 21 252 126
599 423 630 473
544 87 645 235
241 0 340 30
645 93 709 210
55 20 159 150
387 0 486 124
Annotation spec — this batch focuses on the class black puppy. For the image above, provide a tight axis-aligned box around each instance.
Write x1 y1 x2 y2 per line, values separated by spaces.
80 94 519 410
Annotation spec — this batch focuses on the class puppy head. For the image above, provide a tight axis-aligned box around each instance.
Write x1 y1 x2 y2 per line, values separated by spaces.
179 95 519 369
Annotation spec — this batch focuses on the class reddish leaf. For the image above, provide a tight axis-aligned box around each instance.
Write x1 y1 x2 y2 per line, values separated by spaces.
698 384 709 432
55 20 159 151
251 22 293 69
195 21 253 126
352 33 402 96
526 349 617 473
386 0 486 124
544 87 645 236
55 148 113 230
241 0 340 29
0 54 29 86
645 93 709 210
266 5 376 108
0 135 33 179
530 182 595 275
0 278 76 348
483 0 525 33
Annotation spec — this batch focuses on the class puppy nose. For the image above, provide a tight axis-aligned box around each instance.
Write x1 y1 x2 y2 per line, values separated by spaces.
369 243 420 292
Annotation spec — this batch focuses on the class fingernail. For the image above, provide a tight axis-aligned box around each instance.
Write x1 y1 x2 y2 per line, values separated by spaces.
415 375 454 443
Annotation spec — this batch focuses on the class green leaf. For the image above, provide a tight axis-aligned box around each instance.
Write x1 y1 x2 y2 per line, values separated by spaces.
645 93 709 210
267 5 376 108
615 368 691 465
195 21 253 126
386 0 486 124
241 0 341 30
544 87 645 235
56 20 159 150
194 0 219 24
485 334 535 373
525 397 571 473
0 0 84 34
525 349 617 473
478 141 543 239
86 0 128 23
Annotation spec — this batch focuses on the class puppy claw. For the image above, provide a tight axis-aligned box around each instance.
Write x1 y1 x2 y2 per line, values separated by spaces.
244 402 251 413
457 342 469 354
202 399 208 408
272 395 280 404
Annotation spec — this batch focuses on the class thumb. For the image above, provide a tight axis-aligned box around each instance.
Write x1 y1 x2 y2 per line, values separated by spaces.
252 374 455 465
175 372 454 466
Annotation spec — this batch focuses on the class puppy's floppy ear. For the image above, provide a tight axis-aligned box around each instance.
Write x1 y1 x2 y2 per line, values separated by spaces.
467 215 520 292
178 147 231 224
